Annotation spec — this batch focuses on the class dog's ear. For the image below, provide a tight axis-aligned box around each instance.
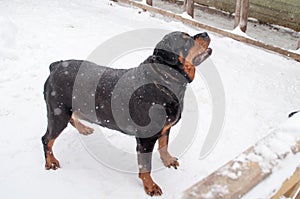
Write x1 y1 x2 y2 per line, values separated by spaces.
153 38 180 66
153 32 188 66
153 48 180 66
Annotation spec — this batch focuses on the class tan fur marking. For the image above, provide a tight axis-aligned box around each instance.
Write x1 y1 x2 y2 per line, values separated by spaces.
70 112 94 135
45 139 60 170
158 123 179 169
179 37 210 81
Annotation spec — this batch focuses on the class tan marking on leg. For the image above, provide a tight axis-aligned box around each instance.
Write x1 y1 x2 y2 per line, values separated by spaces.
139 172 163 196
158 124 179 169
70 113 94 135
45 139 60 170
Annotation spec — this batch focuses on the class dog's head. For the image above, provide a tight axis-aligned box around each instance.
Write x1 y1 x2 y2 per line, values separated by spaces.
153 31 212 82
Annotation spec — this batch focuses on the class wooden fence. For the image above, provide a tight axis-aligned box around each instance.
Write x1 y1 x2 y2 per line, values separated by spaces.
195 0 300 32
115 0 300 62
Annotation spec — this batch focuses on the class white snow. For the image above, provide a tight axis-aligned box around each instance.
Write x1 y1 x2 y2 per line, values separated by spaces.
243 153 300 199
0 0 300 199
231 26 253 39
220 161 243 180
242 113 300 198
0 16 18 60
180 12 194 20
200 184 229 199
199 114 300 198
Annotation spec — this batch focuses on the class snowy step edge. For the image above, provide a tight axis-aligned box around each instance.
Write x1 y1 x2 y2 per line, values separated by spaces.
180 114 300 199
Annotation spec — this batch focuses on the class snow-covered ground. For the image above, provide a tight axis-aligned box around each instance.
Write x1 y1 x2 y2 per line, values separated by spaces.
0 0 300 198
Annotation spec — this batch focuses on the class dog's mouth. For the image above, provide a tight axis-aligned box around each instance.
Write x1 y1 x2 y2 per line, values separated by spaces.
193 48 212 66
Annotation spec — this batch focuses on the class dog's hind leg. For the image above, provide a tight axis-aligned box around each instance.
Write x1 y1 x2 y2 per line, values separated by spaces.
41 106 71 170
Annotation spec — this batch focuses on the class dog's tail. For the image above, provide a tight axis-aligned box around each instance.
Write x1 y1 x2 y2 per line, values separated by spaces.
49 60 63 72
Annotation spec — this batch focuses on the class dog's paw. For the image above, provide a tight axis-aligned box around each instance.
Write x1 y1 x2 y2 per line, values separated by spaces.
162 156 179 169
45 157 60 170
144 183 163 197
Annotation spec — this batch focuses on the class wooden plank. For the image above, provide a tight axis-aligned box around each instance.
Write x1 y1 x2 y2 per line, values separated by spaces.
182 147 271 199
195 0 300 12
291 140 300 154
115 0 300 62
249 2 300 30
284 181 300 198
195 0 236 13
181 140 300 199
271 167 300 199
253 0 300 10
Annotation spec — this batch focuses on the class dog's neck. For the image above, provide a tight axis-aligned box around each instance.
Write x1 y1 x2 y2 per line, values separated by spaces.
136 55 189 107
142 55 193 83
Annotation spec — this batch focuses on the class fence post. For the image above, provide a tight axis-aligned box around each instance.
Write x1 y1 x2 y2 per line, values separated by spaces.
183 0 187 8
234 0 242 29
234 0 249 32
146 0 152 6
186 0 194 18
240 0 249 32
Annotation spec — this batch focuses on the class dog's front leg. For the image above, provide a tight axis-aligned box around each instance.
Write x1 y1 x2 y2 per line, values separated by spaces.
158 128 179 169
136 137 163 196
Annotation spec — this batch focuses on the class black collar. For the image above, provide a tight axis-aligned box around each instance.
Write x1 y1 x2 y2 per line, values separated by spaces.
146 55 192 83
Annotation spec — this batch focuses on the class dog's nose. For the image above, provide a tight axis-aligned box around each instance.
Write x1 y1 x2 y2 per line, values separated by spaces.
194 32 209 39
201 32 208 38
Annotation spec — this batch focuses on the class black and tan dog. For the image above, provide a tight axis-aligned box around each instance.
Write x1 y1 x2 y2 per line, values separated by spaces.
42 31 212 196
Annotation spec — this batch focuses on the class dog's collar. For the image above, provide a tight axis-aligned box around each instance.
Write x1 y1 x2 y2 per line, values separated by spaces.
153 82 177 100
150 55 192 83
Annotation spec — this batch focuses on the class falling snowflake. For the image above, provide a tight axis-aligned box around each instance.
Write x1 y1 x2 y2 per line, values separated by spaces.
54 108 62 116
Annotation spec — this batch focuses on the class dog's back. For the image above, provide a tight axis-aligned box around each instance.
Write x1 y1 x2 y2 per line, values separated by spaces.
43 60 130 130
44 60 127 109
